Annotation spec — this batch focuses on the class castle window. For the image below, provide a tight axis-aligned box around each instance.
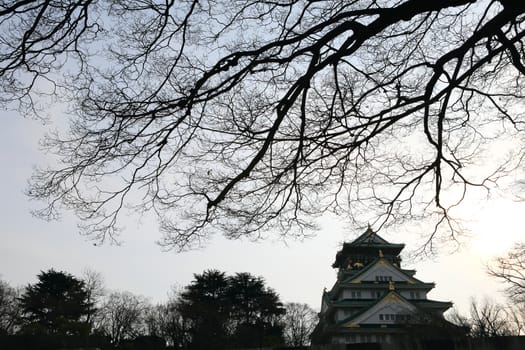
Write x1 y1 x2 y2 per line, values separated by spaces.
410 291 421 299
375 275 393 282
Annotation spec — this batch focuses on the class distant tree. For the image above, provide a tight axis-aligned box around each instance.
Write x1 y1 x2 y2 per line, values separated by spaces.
227 273 285 347
144 299 191 349
18 269 93 336
468 298 511 338
0 278 22 335
144 304 163 339
488 243 525 302
447 300 525 338
282 302 318 347
446 307 471 330
96 291 149 346
178 270 285 349
505 302 525 336
82 268 105 330
484 244 525 337
179 270 230 350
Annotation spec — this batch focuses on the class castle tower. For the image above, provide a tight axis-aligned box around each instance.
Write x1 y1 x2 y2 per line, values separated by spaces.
312 227 453 345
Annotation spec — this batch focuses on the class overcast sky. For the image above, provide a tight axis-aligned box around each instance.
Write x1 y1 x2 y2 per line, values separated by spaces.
2 111 525 316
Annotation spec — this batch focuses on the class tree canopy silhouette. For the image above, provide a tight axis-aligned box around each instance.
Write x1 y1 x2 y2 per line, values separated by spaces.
178 270 230 350
178 270 285 349
2 0 525 250
18 269 93 336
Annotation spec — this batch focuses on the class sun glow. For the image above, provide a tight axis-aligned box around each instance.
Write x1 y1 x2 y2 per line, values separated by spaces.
468 198 525 257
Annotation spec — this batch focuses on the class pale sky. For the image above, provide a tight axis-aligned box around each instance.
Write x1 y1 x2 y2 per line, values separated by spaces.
2 110 525 317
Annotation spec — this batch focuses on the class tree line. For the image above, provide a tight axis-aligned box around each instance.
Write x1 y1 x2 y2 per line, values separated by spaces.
0 269 317 350
3 242 525 349
443 243 525 339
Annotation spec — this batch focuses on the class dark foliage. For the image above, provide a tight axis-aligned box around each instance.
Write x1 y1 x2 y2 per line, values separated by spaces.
18 269 94 336
179 270 285 350
118 335 167 350
0 333 110 350
178 270 230 350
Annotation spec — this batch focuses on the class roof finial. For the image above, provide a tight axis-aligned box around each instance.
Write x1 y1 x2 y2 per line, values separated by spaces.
367 223 373 235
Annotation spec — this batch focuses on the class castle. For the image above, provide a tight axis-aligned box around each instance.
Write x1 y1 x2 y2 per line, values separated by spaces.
312 227 453 345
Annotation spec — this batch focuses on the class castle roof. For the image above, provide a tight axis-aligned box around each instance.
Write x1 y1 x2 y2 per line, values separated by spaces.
336 291 452 327
332 227 404 268
335 291 414 326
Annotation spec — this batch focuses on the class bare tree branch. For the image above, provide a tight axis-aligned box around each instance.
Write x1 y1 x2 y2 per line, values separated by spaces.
0 0 524 250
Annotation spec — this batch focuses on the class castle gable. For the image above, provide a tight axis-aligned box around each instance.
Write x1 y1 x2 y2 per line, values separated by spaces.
340 292 417 326
352 228 390 245
345 258 421 284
